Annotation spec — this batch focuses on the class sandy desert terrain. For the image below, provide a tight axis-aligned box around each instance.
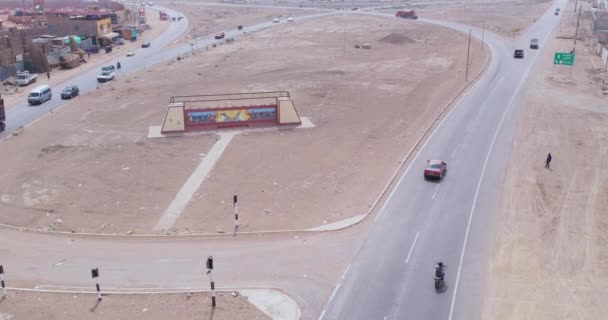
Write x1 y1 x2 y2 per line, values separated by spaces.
482 1 608 319
0 12 487 234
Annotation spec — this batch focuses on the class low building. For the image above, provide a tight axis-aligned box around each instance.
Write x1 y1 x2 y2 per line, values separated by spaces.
45 9 122 46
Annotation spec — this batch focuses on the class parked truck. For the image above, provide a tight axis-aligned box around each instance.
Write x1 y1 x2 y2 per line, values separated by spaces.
16 71 38 86
395 10 418 19
0 94 5 132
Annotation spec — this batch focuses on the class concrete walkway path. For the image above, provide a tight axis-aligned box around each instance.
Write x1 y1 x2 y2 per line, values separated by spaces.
154 131 239 230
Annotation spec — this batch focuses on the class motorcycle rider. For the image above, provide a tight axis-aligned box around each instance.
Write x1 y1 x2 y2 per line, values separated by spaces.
116 61 121 70
435 262 445 281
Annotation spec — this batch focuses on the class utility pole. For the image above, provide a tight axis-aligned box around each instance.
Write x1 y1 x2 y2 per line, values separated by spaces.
481 23 485 52
573 3 582 53
466 29 472 82
603 53 608 83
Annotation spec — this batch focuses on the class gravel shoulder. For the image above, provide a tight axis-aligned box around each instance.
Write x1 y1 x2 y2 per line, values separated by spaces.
0 291 270 320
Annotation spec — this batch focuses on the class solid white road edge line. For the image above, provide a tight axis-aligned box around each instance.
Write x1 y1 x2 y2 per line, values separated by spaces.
342 264 352 280
447 10 554 318
318 283 342 320
405 232 420 264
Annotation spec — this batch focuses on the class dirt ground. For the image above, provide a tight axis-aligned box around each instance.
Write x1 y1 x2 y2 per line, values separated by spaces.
482 2 608 319
167 3 320 41
398 0 553 38
0 12 487 234
0 291 269 320
1 9 169 111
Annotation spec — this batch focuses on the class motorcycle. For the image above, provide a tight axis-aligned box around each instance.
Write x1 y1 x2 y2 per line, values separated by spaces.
434 263 447 291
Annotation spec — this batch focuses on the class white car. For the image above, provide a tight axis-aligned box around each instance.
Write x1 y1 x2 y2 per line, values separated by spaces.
97 70 116 83
272 18 280 23
287 16 294 22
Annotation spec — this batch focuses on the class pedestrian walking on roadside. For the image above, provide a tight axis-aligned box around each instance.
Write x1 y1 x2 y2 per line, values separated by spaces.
87 52 91 60
46 72 50 80
545 153 552 169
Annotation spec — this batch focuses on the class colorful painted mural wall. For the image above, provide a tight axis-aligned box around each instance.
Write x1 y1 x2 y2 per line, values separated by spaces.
185 105 277 129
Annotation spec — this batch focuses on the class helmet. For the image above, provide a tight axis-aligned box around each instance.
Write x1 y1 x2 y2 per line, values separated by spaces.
438 262 443 267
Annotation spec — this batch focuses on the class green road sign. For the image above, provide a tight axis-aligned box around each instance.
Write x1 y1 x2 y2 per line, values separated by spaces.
554 52 575 66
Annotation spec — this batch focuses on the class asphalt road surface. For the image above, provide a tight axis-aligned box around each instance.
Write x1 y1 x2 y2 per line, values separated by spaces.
320 1 567 319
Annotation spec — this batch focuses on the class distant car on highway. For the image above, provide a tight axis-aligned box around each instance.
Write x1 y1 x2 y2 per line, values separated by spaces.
352 7 359 10
287 16 294 22
514 49 524 59
554 11 559 15
141 41 151 48
60 85 79 99
126 50 135 57
215 32 225 40
424 160 447 180
272 18 280 23
530 39 539 49
97 70 116 83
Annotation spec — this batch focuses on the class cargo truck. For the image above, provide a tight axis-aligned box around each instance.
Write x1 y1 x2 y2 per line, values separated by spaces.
395 10 418 19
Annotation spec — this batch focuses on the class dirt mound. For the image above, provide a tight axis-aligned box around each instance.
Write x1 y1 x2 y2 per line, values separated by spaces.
379 33 415 45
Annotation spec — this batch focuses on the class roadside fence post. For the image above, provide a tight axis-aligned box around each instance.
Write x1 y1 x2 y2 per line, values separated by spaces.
233 195 239 228
466 29 472 82
206 256 216 307
0 265 7 297
91 268 101 301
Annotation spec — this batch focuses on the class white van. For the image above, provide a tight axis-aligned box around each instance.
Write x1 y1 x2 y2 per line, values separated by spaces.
28 85 52 105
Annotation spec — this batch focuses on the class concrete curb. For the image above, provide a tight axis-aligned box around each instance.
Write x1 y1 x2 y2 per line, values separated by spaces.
0 14 492 240
241 289 301 320
5 286 301 320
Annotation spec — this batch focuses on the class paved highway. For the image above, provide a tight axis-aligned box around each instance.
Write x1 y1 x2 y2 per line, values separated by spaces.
320 1 566 319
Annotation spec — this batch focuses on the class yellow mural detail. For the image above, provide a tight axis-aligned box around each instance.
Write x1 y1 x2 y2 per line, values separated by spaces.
215 109 252 123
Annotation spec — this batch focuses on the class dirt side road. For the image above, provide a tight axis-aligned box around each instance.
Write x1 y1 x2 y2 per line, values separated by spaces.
482 2 608 319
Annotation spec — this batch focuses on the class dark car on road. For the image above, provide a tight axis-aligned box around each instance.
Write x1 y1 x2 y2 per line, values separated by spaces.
141 42 151 48
514 49 524 59
424 160 447 180
530 39 539 49
60 85 79 99
215 32 225 40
